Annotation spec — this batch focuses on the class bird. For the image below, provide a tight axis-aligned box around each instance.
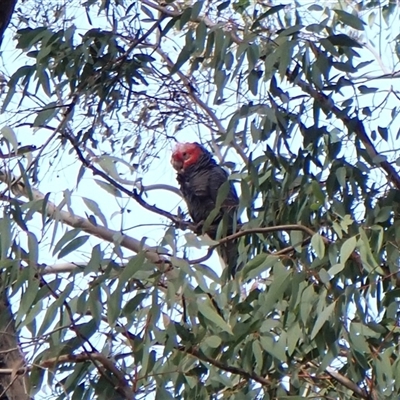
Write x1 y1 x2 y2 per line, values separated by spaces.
171 142 241 276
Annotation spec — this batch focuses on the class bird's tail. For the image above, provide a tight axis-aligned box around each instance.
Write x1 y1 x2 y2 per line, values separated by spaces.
218 239 243 278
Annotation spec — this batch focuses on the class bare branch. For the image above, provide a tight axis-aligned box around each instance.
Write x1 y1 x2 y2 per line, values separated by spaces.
188 225 314 264
37 262 88 275
179 345 271 387
325 366 369 399
140 183 182 197
62 132 196 230
217 224 316 245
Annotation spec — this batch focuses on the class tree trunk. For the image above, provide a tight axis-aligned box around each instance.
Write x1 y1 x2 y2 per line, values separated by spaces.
0 0 18 47
0 292 30 400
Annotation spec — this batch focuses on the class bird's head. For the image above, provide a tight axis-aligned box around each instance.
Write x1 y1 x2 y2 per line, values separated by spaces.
171 142 205 172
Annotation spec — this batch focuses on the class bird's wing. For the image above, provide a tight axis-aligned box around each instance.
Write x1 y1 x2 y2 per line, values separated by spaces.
210 167 239 208
188 167 238 206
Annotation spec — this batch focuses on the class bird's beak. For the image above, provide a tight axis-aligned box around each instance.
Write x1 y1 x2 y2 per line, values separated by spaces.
171 158 183 171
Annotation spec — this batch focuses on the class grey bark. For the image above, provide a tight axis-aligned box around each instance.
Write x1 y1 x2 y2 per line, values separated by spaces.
0 292 30 400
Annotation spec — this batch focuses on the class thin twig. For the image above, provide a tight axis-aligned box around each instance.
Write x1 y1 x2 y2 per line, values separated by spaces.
286 68 400 191
180 345 271 387
155 47 249 164
325 366 369 399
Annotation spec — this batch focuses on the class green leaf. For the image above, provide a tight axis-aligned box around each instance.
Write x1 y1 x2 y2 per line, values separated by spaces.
327 263 345 277
278 40 295 79
311 233 325 259
141 5 154 19
38 69 51 96
119 252 146 282
311 302 336 339
287 322 301 356
27 232 39 266
155 388 175 400
325 34 363 48
263 263 291 313
290 230 304 252
184 232 202 248
306 23 325 33
259 335 286 361
123 293 148 316
58 235 90 259
349 324 369 353
53 228 81 256
82 197 108 227
0 126 19 152
252 4 285 28
340 236 357 264
195 20 207 54
217 1 230 11
37 300 59 336
358 85 378 94
334 9 365 31
89 287 102 327
248 69 261 95
377 126 388 141
192 262 221 283
17 279 40 327
94 179 122 197
170 42 195 75
191 1 204 19
0 215 12 259
96 155 135 182
178 7 192 29
247 43 260 70
133 54 156 63
2 65 35 112
319 268 331 283
203 181 231 230
308 4 323 11
311 180 325 204
336 167 347 188
16 27 48 49
243 254 277 280
252 340 264 373
107 286 122 326
205 335 222 348
33 102 59 127
197 300 233 334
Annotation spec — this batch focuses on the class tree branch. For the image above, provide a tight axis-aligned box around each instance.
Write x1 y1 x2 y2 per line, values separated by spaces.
179 345 271 387
0 170 164 265
155 47 249 165
286 68 400 191
1 352 134 400
325 366 369 399
140 183 182 197
144 0 400 191
63 133 196 230
217 224 316 245
188 225 314 265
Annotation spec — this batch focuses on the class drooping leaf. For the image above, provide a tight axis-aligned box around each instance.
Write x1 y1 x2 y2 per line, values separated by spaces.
334 9 365 31
311 302 336 339
197 300 233 334
58 235 90 259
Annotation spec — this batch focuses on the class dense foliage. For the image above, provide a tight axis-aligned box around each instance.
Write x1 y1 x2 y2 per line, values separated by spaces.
0 0 400 399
